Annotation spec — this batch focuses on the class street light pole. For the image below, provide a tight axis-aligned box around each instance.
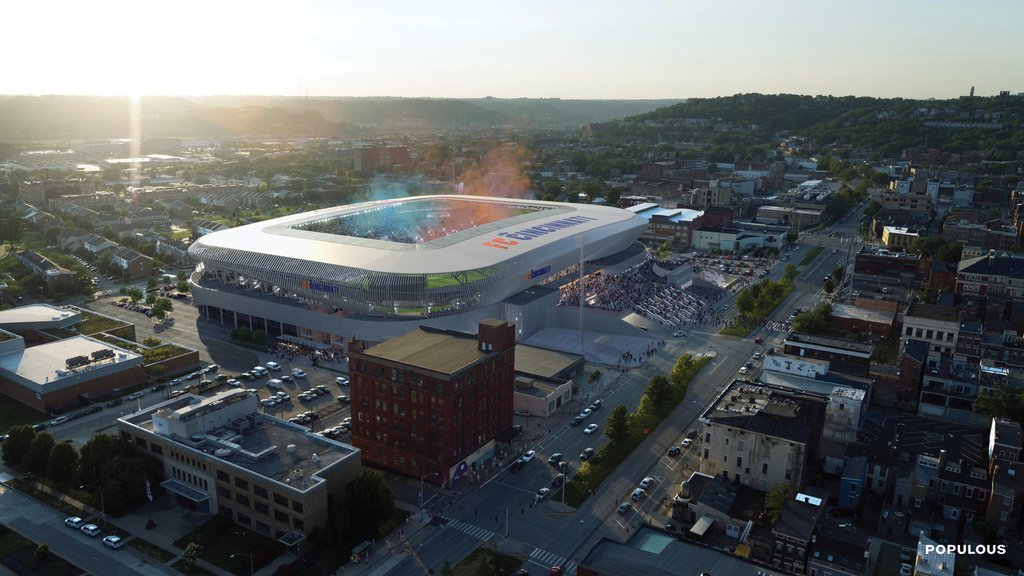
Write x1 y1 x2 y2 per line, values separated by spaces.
80 483 106 520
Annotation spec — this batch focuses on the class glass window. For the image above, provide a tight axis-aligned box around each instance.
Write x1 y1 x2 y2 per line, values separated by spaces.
274 493 288 506
234 477 249 491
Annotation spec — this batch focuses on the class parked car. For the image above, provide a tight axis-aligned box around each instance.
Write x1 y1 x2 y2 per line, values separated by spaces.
681 438 693 447
127 391 145 400
103 535 125 549
667 446 681 457
265 361 281 371
335 376 349 386
589 400 602 410
617 502 631 515
551 474 565 487
580 447 594 460
520 450 536 462
570 416 584 427
280 375 294 383
584 423 599 434
267 379 284 389
548 453 563 465
337 395 350 403
226 379 242 387
292 369 306 378
83 405 102 415
80 524 101 537
49 416 69 426
630 488 645 502
535 487 550 501
639 477 654 489
64 516 85 529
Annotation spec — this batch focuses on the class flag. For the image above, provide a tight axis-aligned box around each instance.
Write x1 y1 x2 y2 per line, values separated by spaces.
145 478 153 502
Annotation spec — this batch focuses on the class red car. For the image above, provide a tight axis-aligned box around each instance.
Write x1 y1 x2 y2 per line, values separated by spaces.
754 337 763 344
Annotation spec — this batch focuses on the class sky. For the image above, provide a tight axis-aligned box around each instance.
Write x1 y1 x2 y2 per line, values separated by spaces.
5 0 1023 100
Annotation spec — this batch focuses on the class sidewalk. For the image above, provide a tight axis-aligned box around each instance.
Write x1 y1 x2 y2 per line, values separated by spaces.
329 502 437 576
11 477 233 576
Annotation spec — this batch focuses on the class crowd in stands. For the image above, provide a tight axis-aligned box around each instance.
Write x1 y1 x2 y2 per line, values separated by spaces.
557 259 727 330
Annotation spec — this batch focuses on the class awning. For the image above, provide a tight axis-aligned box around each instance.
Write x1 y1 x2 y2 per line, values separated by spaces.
160 479 209 503
690 514 715 537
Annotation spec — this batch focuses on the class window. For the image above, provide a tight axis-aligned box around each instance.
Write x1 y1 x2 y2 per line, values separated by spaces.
293 517 305 530
236 494 250 507
849 482 858 493
217 485 231 498
736 456 742 468
150 444 162 455
253 485 268 499
217 470 230 482
274 510 289 523
237 513 252 526
292 500 303 513
274 493 288 506
763 463 768 474
255 502 269 515
234 477 249 491
966 487 974 499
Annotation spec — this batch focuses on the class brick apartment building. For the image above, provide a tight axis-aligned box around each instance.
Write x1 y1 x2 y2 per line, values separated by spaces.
347 319 515 486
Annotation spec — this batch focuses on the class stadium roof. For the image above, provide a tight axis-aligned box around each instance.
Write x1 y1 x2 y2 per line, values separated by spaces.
189 195 646 276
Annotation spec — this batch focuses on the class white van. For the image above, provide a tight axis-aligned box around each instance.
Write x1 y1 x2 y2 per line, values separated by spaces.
265 361 282 371
267 378 284 389
252 366 269 377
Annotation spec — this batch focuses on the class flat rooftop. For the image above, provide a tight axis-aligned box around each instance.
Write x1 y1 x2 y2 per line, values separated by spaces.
785 332 874 357
0 304 81 330
515 343 584 380
703 381 817 444
905 301 959 323
830 303 895 324
0 335 140 385
362 327 485 375
124 391 357 490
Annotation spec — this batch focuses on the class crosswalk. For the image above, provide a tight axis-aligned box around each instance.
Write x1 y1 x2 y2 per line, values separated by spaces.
445 518 494 542
529 547 576 574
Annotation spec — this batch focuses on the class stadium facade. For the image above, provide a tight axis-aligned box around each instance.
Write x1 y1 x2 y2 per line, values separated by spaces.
188 195 648 343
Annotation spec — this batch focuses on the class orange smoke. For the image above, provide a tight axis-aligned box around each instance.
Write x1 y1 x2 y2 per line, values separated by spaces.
460 145 532 199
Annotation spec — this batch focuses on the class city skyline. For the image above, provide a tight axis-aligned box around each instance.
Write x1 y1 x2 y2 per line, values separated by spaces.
6 0 1023 100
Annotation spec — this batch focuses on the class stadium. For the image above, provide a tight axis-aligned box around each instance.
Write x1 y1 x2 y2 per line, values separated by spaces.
188 195 648 343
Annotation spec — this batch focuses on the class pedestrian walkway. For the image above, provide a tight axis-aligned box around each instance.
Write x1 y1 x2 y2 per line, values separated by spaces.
442 518 495 542
528 547 576 574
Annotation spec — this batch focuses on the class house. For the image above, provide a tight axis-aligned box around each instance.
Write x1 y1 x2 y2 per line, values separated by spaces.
15 250 78 295
81 233 119 256
806 520 873 576
110 247 153 281
989 418 1022 462
772 494 823 574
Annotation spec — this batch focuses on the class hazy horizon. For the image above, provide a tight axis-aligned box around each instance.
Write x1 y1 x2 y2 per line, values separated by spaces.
6 0 1023 100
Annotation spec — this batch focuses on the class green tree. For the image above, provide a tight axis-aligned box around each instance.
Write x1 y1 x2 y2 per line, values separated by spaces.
2 425 35 467
24 433 55 476
142 336 162 347
127 287 144 303
146 277 157 290
349 469 397 538
605 404 629 443
176 270 188 281
765 484 796 522
181 542 203 573
175 280 190 293
251 330 267 348
645 375 672 412
936 241 963 263
46 442 78 484
152 297 174 320
974 383 1024 422
33 543 48 565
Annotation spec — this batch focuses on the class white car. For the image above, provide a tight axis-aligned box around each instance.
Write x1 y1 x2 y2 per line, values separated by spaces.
64 516 84 529
739 366 749 374
672 331 685 337
681 438 693 447
536 487 550 500
265 361 281 370
584 423 599 434
580 408 592 418
292 368 306 378
639 476 655 489
521 450 536 462
335 376 349 386
226 378 241 387
103 535 125 549
267 378 284 389
80 524 101 537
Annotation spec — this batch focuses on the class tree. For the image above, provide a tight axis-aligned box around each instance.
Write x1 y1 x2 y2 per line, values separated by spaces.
127 287 144 303
974 383 1024 422
2 425 35 467
142 336 162 347
177 270 188 281
251 330 267 348
765 484 796 523
146 277 157 290
645 375 672 412
175 280 190 294
605 404 629 443
349 469 397 537
152 297 174 320
181 542 203 573
24 433 55 476
46 442 78 484
33 544 48 565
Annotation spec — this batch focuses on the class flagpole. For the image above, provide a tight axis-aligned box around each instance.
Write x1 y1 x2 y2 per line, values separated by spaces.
144 472 156 529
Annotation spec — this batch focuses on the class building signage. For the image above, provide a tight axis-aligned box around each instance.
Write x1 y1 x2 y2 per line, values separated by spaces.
525 266 551 281
482 215 597 250
301 279 339 294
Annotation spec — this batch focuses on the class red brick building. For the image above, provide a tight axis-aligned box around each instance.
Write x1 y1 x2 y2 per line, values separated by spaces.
347 319 515 485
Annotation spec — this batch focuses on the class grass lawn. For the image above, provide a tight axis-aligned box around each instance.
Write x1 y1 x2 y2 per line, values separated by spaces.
173 515 280 575
0 403 47 433
798 246 824 267
451 547 523 576
171 559 218 576
77 312 131 336
4 479 86 518
127 536 177 563
0 525 84 576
